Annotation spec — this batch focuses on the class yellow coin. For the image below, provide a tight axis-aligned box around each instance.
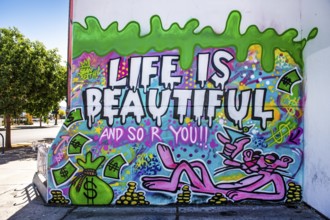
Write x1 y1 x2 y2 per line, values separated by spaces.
288 182 295 187
128 182 136 187
289 187 296 191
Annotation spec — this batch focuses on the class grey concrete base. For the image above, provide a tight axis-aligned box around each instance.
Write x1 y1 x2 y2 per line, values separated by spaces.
32 172 47 202
7 202 328 220
177 204 326 220
56 204 326 220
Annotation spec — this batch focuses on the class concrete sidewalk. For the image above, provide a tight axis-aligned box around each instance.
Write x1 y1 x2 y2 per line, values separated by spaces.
0 147 327 220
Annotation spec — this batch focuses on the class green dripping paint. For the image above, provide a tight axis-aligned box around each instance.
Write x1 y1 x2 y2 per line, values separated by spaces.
72 10 318 72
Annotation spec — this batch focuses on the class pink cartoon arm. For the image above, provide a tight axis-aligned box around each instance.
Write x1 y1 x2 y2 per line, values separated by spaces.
217 132 251 160
225 173 286 201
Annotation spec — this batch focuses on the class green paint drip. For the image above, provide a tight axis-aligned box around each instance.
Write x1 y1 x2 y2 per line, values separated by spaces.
72 10 317 72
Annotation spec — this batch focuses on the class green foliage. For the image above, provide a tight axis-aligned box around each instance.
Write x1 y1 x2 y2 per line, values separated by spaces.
0 28 32 115
24 42 67 118
0 27 67 119
0 27 67 147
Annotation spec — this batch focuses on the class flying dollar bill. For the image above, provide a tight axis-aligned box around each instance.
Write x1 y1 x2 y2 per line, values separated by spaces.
276 68 302 95
103 154 128 179
52 160 78 186
68 133 91 155
63 108 84 128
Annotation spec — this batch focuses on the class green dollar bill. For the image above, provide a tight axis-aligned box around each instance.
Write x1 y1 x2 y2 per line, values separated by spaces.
276 68 302 94
68 133 91 155
104 154 128 179
52 160 77 186
63 108 84 128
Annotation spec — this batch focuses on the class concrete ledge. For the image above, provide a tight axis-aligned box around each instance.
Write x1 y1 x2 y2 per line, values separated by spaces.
32 172 47 203
67 206 177 219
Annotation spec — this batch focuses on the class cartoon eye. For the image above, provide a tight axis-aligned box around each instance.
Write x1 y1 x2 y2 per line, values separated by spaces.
265 158 275 164
265 153 279 164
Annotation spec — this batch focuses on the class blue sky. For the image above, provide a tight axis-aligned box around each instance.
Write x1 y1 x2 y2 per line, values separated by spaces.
0 0 69 62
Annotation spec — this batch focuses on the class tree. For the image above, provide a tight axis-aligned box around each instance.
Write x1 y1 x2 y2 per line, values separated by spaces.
24 41 67 127
0 28 67 148
0 28 32 148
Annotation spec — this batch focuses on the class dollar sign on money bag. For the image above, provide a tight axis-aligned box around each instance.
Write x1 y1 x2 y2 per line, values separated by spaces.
69 151 114 205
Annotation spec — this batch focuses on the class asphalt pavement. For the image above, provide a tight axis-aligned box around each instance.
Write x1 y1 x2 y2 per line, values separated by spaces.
0 126 328 220
0 121 62 145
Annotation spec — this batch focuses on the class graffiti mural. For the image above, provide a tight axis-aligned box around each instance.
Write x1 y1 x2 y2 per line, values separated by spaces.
47 4 317 205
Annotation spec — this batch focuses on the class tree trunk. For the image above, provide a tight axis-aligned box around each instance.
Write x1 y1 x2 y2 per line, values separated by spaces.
39 116 42 127
5 114 12 149
54 113 58 125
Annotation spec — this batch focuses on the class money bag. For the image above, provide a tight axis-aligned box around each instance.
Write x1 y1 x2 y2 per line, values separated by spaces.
69 151 114 205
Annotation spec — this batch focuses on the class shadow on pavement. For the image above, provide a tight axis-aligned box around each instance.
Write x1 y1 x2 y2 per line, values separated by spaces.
0 147 37 165
12 183 39 206
8 187 72 220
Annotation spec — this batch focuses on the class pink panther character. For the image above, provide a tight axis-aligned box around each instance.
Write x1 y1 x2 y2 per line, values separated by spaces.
142 132 293 201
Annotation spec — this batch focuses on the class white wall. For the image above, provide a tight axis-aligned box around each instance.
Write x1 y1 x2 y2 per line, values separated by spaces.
72 0 330 215
73 0 302 35
302 0 330 218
